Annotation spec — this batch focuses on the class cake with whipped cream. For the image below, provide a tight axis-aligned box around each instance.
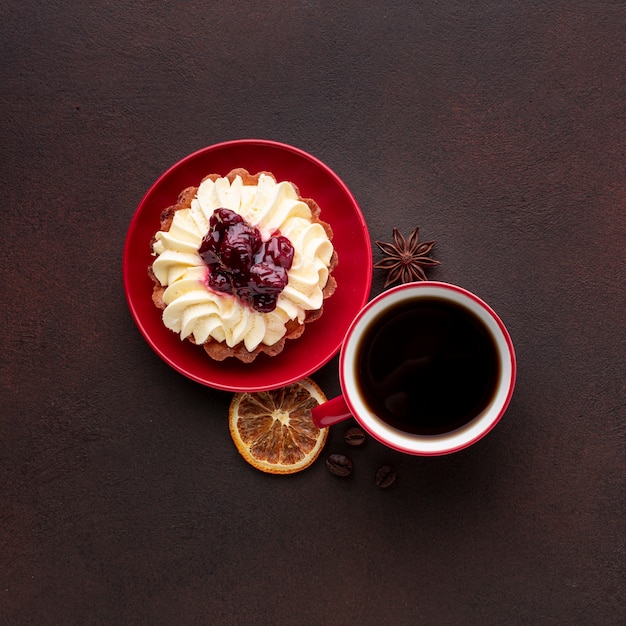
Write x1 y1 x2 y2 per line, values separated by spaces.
149 168 337 362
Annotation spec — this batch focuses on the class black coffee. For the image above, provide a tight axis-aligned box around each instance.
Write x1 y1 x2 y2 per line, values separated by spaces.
356 297 500 435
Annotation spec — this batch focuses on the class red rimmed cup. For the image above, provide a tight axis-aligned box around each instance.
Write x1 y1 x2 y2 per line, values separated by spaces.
311 282 516 455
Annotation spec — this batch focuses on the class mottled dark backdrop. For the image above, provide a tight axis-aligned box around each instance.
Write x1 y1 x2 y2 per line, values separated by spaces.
1 1 624 624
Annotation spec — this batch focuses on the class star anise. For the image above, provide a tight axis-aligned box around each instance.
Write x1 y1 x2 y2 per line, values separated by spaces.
374 226 440 287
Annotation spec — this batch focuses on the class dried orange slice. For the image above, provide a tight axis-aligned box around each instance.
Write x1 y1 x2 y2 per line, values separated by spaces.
229 378 328 474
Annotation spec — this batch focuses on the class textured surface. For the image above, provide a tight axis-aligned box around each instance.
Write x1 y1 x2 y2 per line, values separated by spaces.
1 1 625 624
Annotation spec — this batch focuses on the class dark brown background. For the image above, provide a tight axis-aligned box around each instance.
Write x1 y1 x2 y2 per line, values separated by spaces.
1 1 624 624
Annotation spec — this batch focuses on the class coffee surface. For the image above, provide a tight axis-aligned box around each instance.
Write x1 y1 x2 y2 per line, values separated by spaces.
356 297 500 435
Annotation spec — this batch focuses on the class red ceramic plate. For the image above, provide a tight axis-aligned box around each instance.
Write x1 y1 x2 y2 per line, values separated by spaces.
123 139 372 392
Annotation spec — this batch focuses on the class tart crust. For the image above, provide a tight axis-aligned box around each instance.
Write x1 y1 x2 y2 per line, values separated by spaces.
149 168 337 363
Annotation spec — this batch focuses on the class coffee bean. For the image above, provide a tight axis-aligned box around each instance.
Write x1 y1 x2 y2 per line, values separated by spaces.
344 426 366 447
375 465 397 488
325 454 353 477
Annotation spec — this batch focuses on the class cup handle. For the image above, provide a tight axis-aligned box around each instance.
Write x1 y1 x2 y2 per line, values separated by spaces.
312 395 353 428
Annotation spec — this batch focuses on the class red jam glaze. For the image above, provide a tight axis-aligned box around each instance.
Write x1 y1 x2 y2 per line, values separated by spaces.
198 208 294 313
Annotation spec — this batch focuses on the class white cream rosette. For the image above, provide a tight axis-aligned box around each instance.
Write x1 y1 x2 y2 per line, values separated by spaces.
151 173 334 352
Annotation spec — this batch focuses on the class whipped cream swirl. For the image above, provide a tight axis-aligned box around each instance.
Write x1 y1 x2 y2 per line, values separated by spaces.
151 174 334 352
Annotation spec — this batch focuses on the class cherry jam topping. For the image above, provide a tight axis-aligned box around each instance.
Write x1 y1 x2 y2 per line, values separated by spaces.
198 208 294 313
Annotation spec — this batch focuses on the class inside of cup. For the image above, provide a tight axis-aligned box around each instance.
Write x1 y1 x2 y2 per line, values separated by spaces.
341 282 516 455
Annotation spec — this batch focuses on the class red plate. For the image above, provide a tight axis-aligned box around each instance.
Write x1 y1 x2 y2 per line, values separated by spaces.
123 139 372 392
